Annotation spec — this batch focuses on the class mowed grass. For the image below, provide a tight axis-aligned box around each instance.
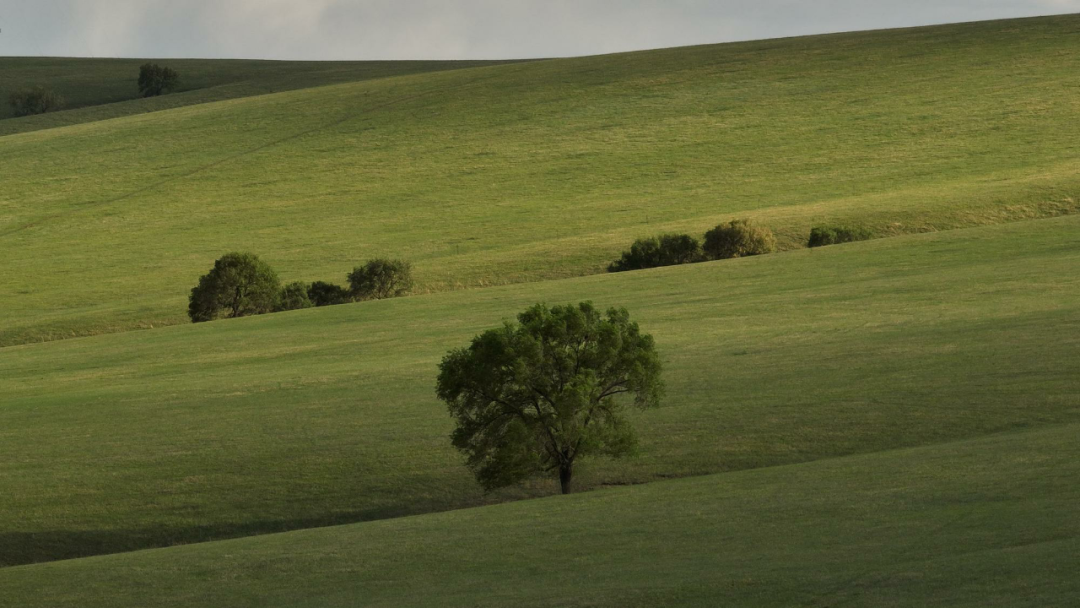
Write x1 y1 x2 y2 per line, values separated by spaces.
2 15 1080 346
0 57 522 134
1 216 1078 567
2 423 1077 607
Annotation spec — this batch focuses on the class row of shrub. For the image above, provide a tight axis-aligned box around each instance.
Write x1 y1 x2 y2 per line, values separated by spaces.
188 253 413 323
807 225 873 248
8 86 65 117
610 221 876 273
609 219 776 272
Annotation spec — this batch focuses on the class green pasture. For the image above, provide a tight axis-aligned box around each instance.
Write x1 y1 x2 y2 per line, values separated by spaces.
1 216 1077 567
2 422 1076 607
0 57 520 133
1 15 1079 346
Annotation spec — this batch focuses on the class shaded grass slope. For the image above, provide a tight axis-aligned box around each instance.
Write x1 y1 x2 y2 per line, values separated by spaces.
1 15 1080 346
2 423 1077 607
1 216 1078 566
0 57 522 135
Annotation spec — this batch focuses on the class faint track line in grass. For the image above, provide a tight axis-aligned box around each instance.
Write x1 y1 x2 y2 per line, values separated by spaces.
0 76 495 240
795 502 979 608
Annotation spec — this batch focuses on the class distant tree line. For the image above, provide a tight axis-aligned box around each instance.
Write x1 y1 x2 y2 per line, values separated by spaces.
188 253 414 323
7 64 180 118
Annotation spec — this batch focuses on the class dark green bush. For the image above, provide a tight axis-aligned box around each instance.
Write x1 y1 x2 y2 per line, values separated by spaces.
307 281 352 307
808 225 873 248
9 86 65 117
703 219 776 260
348 259 414 300
608 233 704 272
138 63 180 97
188 253 281 322
276 281 313 312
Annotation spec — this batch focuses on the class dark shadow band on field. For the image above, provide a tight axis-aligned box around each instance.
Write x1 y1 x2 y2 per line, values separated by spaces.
0 509 417 568
3 412 1076 569
0 474 554 568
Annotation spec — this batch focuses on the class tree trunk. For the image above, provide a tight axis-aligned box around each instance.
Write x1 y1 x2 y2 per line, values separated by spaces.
559 464 573 495
232 286 243 318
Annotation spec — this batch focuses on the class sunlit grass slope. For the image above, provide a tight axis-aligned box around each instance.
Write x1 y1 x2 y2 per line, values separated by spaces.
0 57 521 134
3 423 1077 607
1 216 1078 566
1 15 1079 346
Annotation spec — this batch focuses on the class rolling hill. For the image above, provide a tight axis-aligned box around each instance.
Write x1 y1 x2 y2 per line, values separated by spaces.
0 57 523 134
1 15 1078 346
1 215 1077 567
2 14 1079 606
2 422 1076 606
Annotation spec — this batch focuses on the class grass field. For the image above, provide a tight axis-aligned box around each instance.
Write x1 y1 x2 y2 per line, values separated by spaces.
2 215 1077 567
3 14 1079 605
2 423 1076 607
0 57 521 134
2 15 1079 346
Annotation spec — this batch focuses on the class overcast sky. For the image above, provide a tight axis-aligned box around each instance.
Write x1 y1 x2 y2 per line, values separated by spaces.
1 1 1077 60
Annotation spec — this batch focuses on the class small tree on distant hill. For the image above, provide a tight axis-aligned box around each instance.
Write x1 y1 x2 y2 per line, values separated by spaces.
348 259 414 301
703 219 776 260
9 86 64 117
188 253 281 322
138 63 180 97
436 302 663 495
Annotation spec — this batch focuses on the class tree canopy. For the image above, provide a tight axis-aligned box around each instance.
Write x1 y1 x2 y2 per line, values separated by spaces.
703 219 776 260
307 281 352 307
609 233 703 272
188 253 281 322
436 302 663 494
138 63 180 97
348 258 414 301
276 281 314 312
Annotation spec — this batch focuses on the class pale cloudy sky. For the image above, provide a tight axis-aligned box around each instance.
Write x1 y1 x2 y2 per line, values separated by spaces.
0 1 1077 60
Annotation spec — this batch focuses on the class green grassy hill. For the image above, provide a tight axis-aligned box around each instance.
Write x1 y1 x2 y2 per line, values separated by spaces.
2 15 1079 346
0 57 522 134
2 216 1077 567
3 15 1079 606
2 423 1076 607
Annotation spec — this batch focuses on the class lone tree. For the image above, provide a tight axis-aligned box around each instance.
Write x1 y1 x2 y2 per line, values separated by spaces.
138 63 180 97
436 302 663 495
188 253 281 322
348 258 414 301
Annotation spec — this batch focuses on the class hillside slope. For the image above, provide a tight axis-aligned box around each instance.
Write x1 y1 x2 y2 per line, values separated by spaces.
3 423 1077 607
1 15 1079 346
0 57 523 135
2 216 1078 566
